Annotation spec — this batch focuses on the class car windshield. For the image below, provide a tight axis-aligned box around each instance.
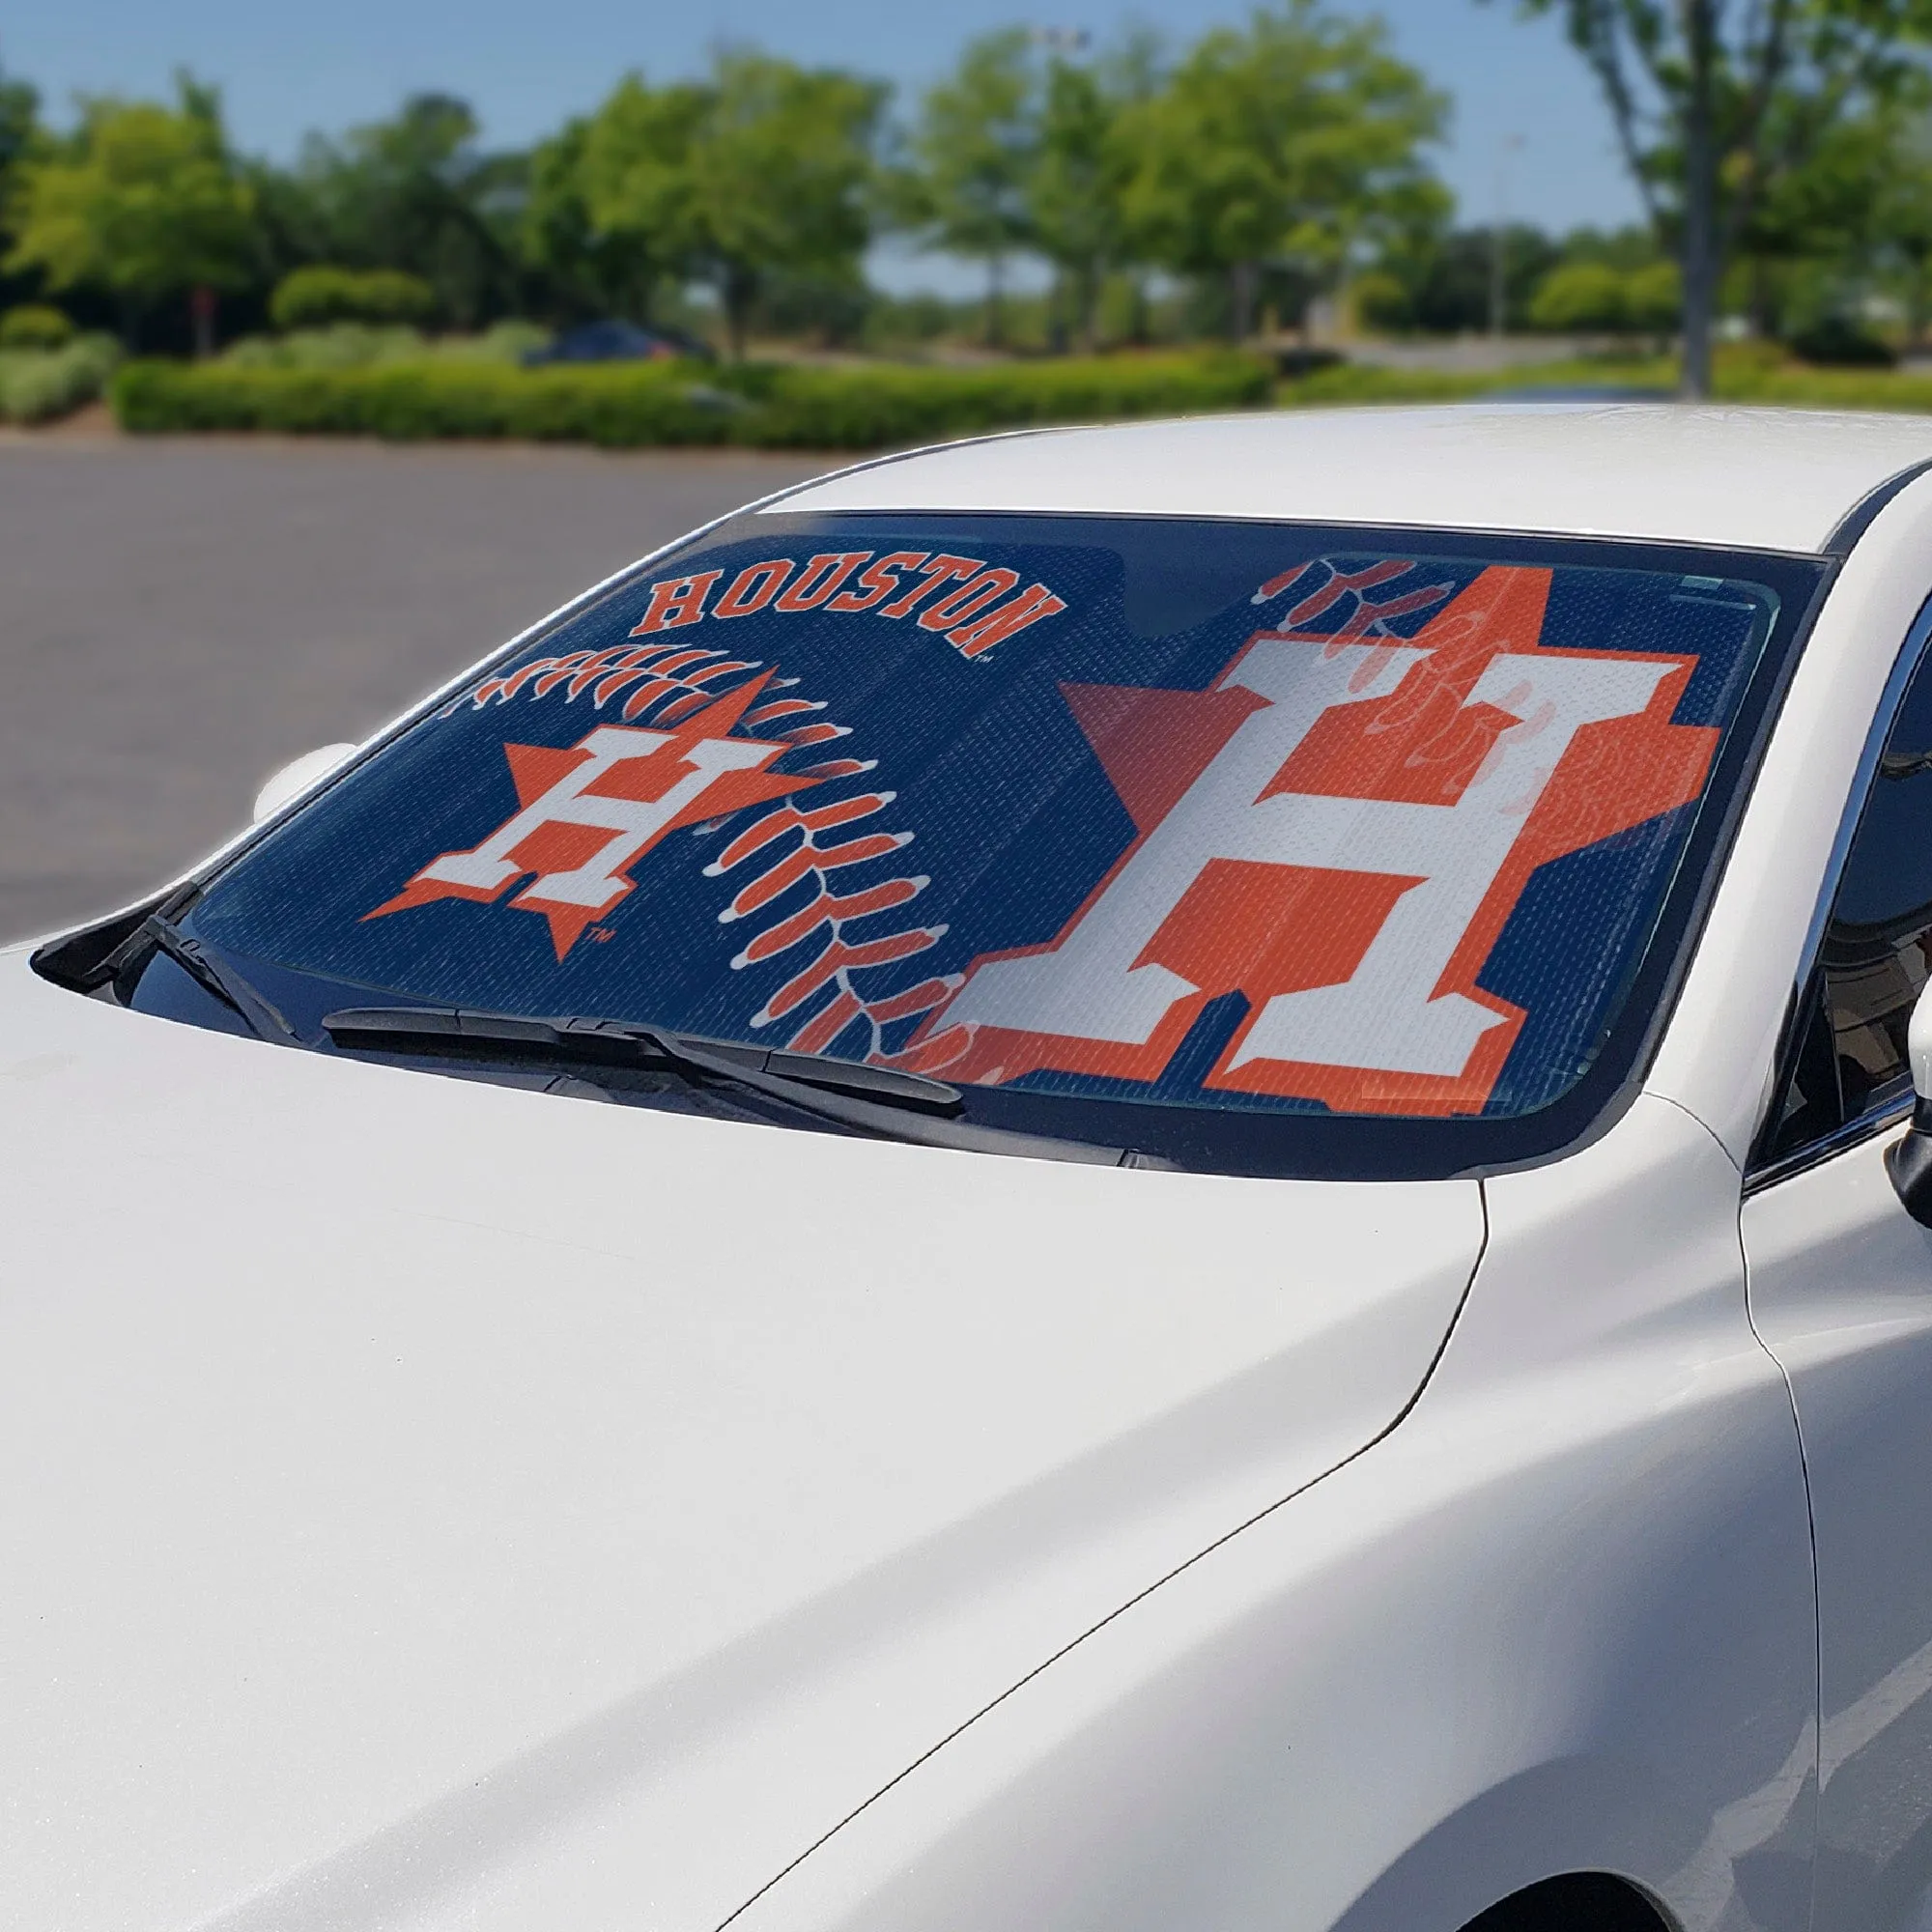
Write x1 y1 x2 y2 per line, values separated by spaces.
128 511 1822 1178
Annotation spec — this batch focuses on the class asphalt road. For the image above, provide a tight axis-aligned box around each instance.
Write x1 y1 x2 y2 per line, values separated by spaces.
0 435 827 943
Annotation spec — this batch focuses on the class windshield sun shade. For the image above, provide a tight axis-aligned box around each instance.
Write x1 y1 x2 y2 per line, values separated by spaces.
153 511 1824 1179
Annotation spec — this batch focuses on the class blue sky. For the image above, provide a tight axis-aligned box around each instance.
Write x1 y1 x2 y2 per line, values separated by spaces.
3 0 1643 288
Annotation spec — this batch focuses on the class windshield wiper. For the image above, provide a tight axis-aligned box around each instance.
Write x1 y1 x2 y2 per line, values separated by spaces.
321 1005 1159 1168
137 915 298 1043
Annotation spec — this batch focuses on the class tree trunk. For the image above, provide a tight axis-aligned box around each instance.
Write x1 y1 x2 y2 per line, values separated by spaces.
190 285 216 360
1230 260 1259 343
1680 0 1719 399
1076 263 1099 355
1747 255 1776 341
985 254 1006 349
724 265 755 361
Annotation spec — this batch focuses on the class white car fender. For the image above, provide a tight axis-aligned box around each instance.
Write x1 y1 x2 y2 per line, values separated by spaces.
728 1095 1814 1932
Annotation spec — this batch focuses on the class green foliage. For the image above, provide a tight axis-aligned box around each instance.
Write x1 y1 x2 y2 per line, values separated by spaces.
1623 260 1685 330
0 62 38 180
1118 0 1445 338
1788 312 1899 364
725 350 1271 444
276 96 525 329
5 78 254 329
1529 261 1634 330
223 322 426 369
1379 224 1562 334
1718 355 1932 402
696 55 885 357
0 330 120 421
1276 360 1489 407
221 318 547 369
1350 270 1411 331
0 60 45 314
0 302 74 347
269 265 435 329
1028 45 1156 351
522 105 668 325
902 30 1039 344
1507 0 1932 392
560 55 884 358
110 349 1271 447
1526 258 1682 331
563 76 711 325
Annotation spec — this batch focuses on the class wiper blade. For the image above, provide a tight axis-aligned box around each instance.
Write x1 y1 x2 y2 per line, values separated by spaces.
323 1005 960 1106
139 916 298 1043
321 1005 1156 1168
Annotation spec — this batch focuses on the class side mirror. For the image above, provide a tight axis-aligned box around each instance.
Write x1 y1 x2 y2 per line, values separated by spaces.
1888 980 1932 1224
252 743 355 824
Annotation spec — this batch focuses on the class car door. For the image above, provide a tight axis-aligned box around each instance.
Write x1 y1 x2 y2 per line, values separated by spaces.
1742 625 1932 1932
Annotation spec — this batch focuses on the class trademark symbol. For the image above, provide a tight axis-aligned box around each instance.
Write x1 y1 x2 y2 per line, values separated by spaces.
589 925 616 943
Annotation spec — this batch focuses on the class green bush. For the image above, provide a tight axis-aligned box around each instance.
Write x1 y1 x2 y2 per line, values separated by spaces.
220 318 553 372
110 350 1273 448
1622 261 1683 332
0 303 75 350
0 333 122 423
222 323 427 371
113 359 738 444
1528 262 1632 333
1350 270 1412 333
1524 260 1682 336
1787 314 1897 368
430 319 553 363
269 267 437 332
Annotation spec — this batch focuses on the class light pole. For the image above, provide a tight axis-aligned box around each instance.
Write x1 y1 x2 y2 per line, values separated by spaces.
1490 133 1525 339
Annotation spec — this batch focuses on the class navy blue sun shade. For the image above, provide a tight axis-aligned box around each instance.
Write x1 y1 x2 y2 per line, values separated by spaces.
185 515 1783 1124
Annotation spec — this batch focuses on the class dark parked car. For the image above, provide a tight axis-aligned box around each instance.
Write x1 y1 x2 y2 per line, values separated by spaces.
522 320 712 366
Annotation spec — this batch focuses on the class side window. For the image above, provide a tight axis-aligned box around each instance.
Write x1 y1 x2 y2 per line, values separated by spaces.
1762 647 1932 1164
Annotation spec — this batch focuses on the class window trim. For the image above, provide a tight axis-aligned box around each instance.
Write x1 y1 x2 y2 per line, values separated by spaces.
1745 590 1932 1190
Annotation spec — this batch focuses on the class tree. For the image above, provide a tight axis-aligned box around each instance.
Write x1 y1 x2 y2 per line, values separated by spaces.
1120 1 1445 340
0 58 45 313
0 59 36 187
290 96 524 327
524 99 685 325
6 76 255 351
579 55 883 359
1029 54 1128 351
1508 0 1932 397
1868 112 1932 344
905 30 1039 345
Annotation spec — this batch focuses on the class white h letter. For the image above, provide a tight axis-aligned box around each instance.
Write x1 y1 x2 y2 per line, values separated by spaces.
418 724 775 916
945 638 1671 1081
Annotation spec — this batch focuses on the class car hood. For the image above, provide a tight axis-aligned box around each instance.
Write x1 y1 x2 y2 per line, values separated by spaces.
0 951 1483 1932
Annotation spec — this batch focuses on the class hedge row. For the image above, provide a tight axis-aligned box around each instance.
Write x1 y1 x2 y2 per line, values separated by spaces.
1273 349 1932 412
110 351 1274 449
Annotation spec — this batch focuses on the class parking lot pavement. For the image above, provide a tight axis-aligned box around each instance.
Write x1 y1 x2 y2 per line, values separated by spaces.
0 436 827 942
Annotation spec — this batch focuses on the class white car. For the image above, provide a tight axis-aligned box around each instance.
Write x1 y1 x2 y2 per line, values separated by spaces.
18 404 1932 1932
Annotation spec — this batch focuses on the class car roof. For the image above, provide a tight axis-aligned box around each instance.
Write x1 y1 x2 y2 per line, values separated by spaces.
768 403 1932 555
